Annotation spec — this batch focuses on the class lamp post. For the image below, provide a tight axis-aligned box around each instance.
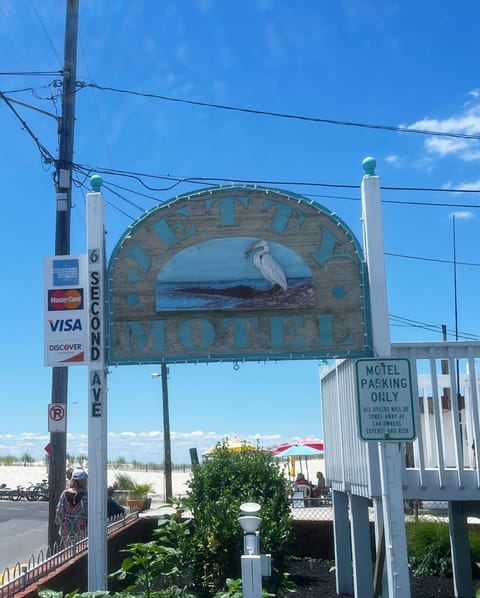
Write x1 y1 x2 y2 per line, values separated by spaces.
238 502 271 598
152 363 173 501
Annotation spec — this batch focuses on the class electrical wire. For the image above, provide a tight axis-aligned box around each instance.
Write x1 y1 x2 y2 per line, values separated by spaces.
0 71 61 76
72 162 480 198
29 0 62 66
389 314 480 341
78 30 115 171
101 181 147 213
75 178 136 220
85 82 480 142
0 90 55 165
386 252 480 268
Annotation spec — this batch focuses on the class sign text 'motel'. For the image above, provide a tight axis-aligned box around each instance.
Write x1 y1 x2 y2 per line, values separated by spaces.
355 358 416 441
108 187 373 364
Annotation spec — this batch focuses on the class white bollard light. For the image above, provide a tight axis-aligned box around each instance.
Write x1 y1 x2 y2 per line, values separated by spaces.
238 503 263 598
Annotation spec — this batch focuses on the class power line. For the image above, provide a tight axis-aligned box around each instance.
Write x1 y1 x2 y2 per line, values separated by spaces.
386 252 480 268
389 314 480 341
75 178 136 220
30 0 62 66
73 163 480 197
101 181 146 213
85 82 480 142
78 31 114 170
0 91 55 164
0 71 61 76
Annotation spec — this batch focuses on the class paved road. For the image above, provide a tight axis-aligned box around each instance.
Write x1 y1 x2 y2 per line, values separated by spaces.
0 500 48 572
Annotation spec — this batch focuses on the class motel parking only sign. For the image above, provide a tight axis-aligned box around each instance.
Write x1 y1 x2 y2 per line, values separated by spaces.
355 358 416 441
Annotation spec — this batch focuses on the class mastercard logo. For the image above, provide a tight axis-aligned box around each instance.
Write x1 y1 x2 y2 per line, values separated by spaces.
48 289 84 311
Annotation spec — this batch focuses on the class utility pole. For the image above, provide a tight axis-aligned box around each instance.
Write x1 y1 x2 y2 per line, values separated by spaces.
151 364 173 501
161 362 173 501
48 0 79 549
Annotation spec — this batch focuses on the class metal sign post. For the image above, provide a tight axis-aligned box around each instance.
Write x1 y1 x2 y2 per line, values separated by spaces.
86 175 108 590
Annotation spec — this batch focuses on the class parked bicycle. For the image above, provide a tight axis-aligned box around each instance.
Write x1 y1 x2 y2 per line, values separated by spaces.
31 479 49 501
9 485 37 501
8 480 49 501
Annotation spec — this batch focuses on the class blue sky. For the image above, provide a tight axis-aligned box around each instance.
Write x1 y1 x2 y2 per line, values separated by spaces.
1 0 479 463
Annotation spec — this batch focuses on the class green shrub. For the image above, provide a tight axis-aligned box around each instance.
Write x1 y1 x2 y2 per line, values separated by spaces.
407 519 480 578
180 443 292 596
407 519 452 577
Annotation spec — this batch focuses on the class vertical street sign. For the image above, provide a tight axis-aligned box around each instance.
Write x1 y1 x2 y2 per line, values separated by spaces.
87 176 108 591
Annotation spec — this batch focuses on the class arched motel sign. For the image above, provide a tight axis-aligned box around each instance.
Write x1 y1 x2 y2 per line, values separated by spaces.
108 186 373 364
44 183 375 591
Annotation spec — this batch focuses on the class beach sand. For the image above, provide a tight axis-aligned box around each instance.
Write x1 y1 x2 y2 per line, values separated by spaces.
0 464 192 498
0 456 325 497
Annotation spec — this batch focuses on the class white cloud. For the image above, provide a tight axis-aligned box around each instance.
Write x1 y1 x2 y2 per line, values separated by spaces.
0 430 309 465
449 211 475 220
405 97 480 162
385 154 401 167
444 179 480 192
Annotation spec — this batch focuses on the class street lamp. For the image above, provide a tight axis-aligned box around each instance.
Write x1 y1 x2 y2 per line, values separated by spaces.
151 363 173 501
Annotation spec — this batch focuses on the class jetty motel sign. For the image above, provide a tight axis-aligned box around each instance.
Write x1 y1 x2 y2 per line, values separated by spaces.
108 186 374 365
43 184 378 591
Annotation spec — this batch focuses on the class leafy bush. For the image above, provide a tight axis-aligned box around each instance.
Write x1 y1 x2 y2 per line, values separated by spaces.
407 519 452 577
180 443 292 596
406 519 480 578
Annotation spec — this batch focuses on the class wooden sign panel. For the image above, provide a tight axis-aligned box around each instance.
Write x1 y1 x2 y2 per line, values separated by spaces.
107 186 372 364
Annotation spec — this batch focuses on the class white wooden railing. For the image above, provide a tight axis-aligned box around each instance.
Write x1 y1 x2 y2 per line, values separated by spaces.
321 341 480 502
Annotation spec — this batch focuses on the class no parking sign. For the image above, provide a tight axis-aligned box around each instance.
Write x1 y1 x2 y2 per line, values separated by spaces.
48 403 67 433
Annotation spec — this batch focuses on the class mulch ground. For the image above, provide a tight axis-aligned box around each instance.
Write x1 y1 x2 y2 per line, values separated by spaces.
281 559 464 597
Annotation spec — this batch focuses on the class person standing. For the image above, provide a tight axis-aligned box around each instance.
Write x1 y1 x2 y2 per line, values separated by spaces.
55 467 88 546
107 486 126 519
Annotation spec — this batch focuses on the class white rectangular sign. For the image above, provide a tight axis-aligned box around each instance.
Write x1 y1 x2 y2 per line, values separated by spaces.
355 358 416 442
44 255 88 366
48 402 67 433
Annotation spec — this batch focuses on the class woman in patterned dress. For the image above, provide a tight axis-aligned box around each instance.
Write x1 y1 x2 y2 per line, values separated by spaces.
55 467 88 546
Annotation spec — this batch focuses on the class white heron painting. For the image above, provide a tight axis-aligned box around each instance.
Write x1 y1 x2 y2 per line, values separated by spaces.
244 240 288 290
155 237 315 312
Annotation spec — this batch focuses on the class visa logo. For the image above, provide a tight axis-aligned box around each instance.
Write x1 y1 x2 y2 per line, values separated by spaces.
48 318 83 332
